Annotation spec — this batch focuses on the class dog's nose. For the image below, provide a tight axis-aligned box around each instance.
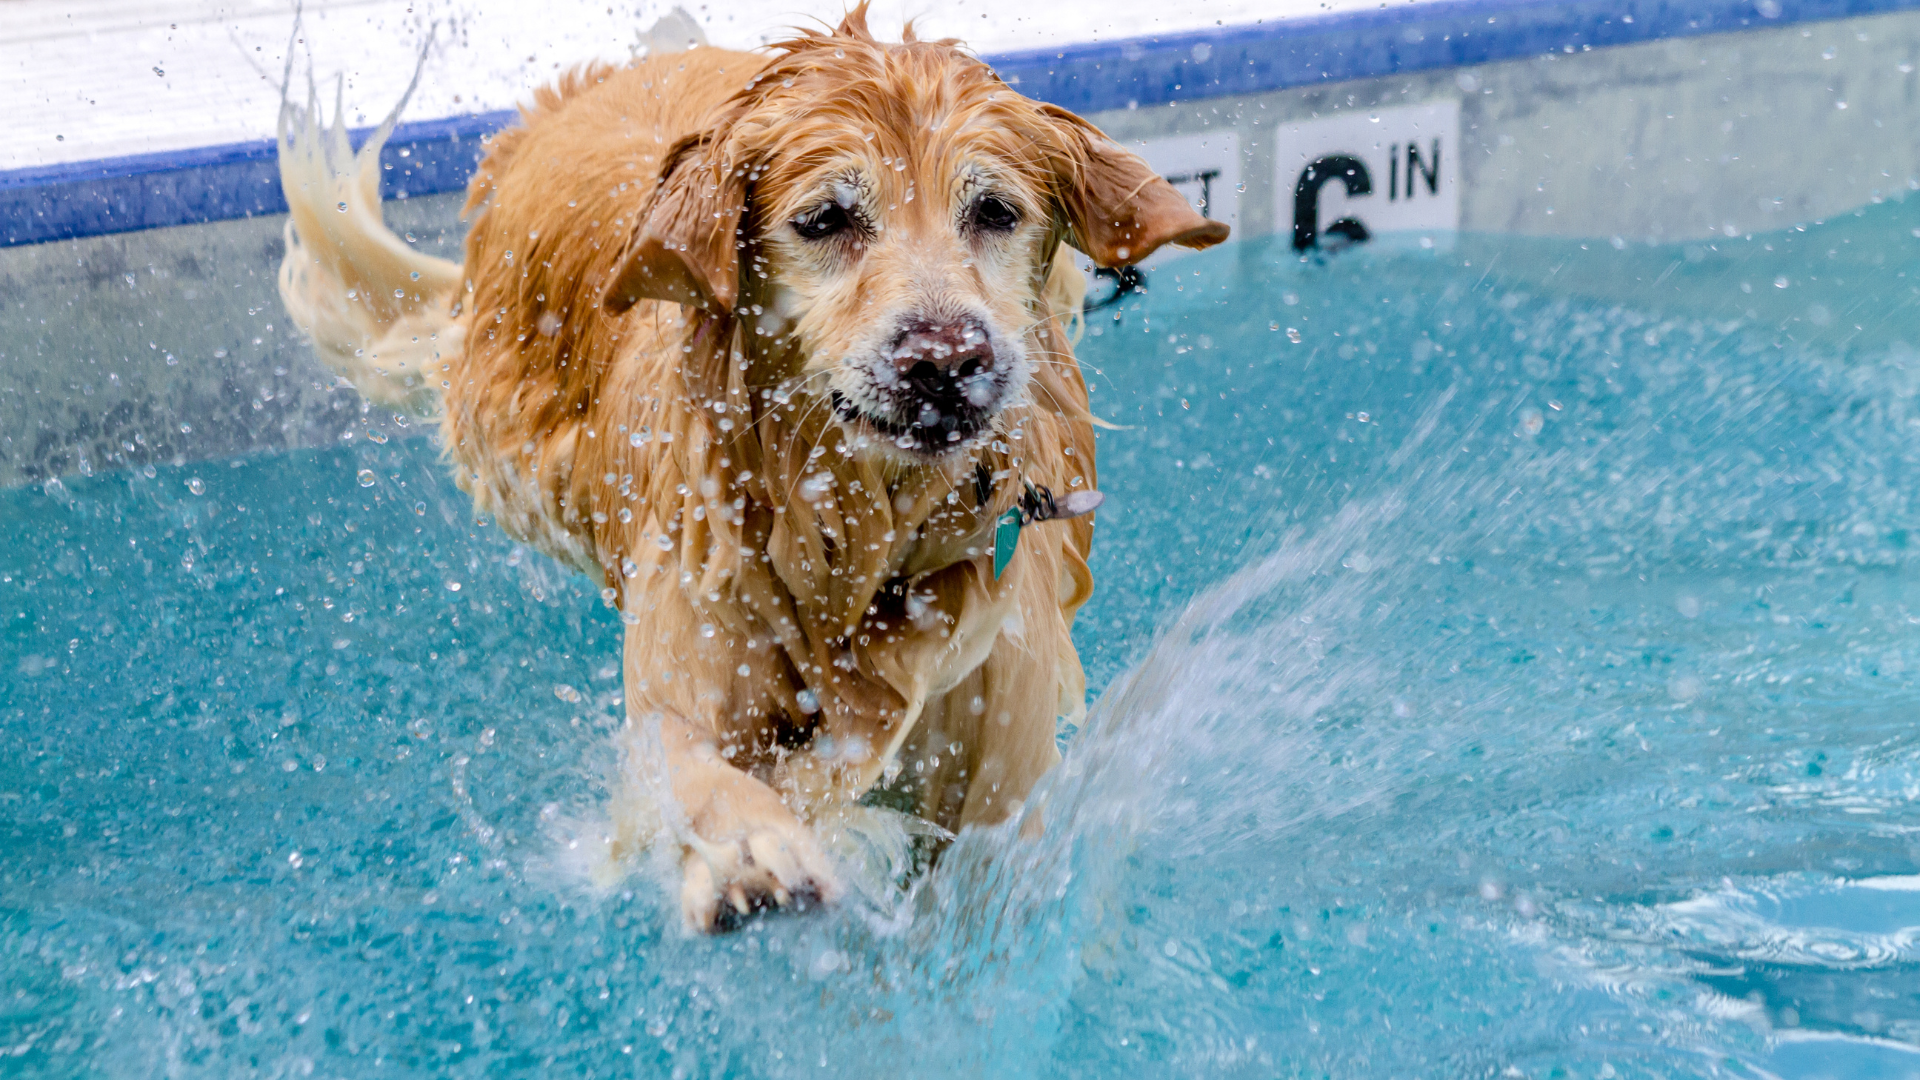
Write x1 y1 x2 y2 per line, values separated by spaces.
888 321 996 426
881 319 1000 439
889 320 995 384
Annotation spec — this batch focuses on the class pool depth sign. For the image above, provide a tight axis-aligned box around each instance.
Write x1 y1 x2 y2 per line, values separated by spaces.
1272 100 1461 253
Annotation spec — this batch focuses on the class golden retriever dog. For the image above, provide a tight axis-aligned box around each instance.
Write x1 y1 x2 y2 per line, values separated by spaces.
277 5 1226 931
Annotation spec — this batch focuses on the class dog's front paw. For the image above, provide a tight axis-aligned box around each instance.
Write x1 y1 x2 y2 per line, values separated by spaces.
678 779 842 932
681 828 840 933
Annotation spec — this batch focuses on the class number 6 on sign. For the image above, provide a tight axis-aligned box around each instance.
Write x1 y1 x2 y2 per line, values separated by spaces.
1273 100 1461 255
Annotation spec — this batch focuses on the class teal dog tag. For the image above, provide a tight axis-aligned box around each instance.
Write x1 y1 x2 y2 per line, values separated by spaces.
993 508 1023 580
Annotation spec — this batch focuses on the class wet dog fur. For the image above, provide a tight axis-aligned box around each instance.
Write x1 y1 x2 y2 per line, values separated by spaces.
277 5 1226 931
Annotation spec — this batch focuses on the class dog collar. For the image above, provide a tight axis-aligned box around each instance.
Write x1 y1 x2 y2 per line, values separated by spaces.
992 484 1104 579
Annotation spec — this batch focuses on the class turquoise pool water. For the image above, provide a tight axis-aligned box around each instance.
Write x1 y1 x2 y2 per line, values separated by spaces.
9 204 1920 1076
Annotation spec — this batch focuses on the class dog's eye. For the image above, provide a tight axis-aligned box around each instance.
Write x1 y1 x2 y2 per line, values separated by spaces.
793 203 852 241
969 195 1020 233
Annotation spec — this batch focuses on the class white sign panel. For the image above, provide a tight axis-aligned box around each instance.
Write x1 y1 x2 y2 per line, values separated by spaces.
1271 101 1460 253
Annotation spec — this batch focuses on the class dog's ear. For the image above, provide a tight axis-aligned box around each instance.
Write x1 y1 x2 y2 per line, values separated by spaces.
1042 104 1230 267
603 138 744 315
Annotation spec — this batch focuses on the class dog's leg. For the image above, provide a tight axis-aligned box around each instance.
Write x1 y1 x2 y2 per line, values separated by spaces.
619 577 841 932
952 539 1081 832
884 627 1068 838
643 710 842 932
951 663 1068 831
834 546 1081 837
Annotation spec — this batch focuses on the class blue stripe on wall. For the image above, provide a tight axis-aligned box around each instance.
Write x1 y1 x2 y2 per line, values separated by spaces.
0 111 515 247
5 0 1915 248
987 0 1920 113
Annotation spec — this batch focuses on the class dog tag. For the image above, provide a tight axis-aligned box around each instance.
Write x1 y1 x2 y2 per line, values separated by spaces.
992 508 1024 580
992 487 1104 579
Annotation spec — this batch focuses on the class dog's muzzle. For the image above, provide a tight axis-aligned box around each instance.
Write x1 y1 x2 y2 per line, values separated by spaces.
840 318 1003 448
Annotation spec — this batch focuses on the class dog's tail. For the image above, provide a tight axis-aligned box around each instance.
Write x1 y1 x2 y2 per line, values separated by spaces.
276 60 464 415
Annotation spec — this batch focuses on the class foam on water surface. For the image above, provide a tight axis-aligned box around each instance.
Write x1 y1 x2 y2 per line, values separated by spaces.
10 205 1920 1076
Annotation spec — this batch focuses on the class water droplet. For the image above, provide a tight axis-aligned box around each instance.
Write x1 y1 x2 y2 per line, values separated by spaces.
413 501 426 516
699 623 716 638
554 684 582 703
336 202 348 213
186 477 205 495
630 427 652 447
357 469 376 487
795 689 820 713
1286 328 1303 344
446 580 462 592
654 534 674 552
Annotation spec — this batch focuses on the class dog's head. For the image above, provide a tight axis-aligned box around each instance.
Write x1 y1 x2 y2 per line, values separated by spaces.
604 6 1227 460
